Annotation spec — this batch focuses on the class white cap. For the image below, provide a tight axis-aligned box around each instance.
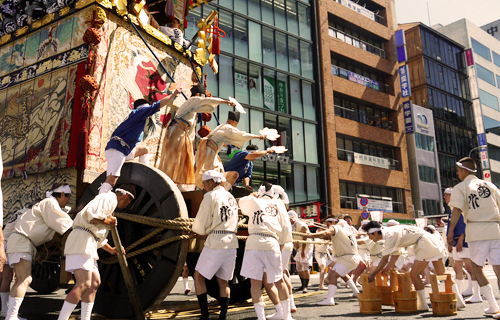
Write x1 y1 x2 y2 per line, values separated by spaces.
202 170 226 183
427 225 436 231
444 187 453 194
46 184 71 198
387 219 399 226
288 210 298 220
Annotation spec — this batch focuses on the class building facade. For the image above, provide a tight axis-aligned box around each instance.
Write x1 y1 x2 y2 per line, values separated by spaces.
437 19 500 186
400 22 476 215
184 1 326 212
317 0 413 222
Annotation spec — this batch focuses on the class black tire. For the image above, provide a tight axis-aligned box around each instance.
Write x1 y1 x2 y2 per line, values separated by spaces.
78 162 189 318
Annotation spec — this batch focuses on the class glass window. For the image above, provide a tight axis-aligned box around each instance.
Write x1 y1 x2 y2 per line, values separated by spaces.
234 15 248 58
276 73 288 113
479 89 499 111
219 0 233 9
276 32 288 71
263 69 276 111
298 3 311 40
234 59 249 104
233 0 247 14
248 21 262 62
219 10 233 54
304 123 318 164
493 51 500 68
288 36 301 75
250 109 265 150
204 57 218 97
279 116 292 158
294 164 307 202
290 77 303 117
262 27 276 67
302 82 315 120
248 0 261 19
249 64 263 108
286 1 299 35
497 75 500 89
184 6 201 40
262 0 274 25
471 38 491 61
219 55 234 99
292 119 305 162
483 116 500 135
476 64 496 86
300 41 313 79
274 0 287 30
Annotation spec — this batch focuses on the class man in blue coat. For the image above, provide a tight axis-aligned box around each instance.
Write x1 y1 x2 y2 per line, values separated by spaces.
224 144 273 190
99 90 180 194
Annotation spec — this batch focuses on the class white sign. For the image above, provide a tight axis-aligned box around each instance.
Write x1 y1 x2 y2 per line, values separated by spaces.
357 197 393 213
340 0 375 20
480 146 490 170
353 152 390 169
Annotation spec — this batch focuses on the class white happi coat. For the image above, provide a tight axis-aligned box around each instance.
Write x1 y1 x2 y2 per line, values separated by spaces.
192 186 239 250
239 195 292 252
64 192 118 259
7 197 73 256
449 175 500 242
382 225 446 261
292 219 313 251
330 224 360 271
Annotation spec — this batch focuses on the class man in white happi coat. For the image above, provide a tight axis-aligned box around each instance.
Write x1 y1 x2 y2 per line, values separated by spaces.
194 111 266 190
363 220 466 311
314 217 335 290
290 211 313 293
448 157 500 317
239 182 293 320
306 219 360 306
5 183 74 320
192 170 239 320
57 184 136 320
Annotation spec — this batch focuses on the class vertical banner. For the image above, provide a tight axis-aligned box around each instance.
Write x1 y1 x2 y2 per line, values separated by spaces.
403 100 414 134
234 72 248 98
399 65 411 98
277 79 287 113
465 48 474 67
263 76 275 110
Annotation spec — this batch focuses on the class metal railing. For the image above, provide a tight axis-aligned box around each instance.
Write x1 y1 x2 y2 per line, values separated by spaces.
328 27 386 59
336 148 399 170
334 104 392 130
331 65 391 94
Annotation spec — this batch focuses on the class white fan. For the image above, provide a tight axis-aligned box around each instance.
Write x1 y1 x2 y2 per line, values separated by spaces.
259 127 280 141
270 146 287 154
228 97 246 113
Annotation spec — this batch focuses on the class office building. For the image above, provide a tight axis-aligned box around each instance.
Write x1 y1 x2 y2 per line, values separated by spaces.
436 19 500 186
184 1 326 213
399 22 476 215
317 0 413 221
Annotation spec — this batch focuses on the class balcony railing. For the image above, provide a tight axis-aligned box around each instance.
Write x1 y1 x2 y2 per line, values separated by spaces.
337 148 399 170
331 65 390 94
328 27 386 59
334 104 393 130
333 0 386 26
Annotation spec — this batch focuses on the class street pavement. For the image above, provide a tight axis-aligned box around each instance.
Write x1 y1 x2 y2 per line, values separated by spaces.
13 265 500 319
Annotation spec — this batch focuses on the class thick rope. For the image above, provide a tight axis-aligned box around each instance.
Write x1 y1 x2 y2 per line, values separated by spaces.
100 234 190 264
114 212 194 230
125 227 164 252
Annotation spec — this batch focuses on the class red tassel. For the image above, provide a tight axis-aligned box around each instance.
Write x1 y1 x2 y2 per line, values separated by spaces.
213 35 220 55
76 128 88 170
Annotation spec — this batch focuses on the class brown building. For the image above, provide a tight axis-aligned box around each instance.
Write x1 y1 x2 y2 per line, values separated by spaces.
316 0 413 223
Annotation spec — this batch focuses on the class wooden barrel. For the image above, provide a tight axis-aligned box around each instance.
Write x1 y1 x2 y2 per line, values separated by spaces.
358 292 382 314
377 285 394 306
430 293 457 316
393 291 418 313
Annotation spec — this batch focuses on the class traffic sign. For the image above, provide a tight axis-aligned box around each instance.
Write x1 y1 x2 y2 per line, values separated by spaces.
360 197 368 206
361 210 369 219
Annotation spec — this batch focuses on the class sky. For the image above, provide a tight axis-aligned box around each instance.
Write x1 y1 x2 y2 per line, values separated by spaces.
395 0 500 28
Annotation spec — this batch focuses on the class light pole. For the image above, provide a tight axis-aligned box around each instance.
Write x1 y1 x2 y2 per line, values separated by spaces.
469 146 480 158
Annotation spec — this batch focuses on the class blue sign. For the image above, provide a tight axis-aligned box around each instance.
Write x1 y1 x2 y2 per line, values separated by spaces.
360 197 368 206
361 211 369 219
403 101 413 134
348 71 380 91
395 29 407 63
478 133 487 146
399 65 411 98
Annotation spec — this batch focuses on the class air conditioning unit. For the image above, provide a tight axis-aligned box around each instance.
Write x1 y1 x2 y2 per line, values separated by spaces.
414 210 424 218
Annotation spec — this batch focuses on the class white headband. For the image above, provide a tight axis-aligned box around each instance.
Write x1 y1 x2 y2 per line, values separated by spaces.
272 185 289 204
288 210 298 220
202 170 226 183
115 188 135 199
258 184 275 198
46 185 71 198
368 227 381 234
456 162 477 173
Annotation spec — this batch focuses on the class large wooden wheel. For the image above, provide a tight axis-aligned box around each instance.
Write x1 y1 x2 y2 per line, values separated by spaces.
78 162 189 318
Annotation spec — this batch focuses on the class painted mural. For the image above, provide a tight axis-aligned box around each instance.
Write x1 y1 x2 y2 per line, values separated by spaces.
84 12 193 181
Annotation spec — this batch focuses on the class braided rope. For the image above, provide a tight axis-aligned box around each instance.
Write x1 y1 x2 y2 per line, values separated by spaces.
114 212 194 230
124 227 164 252
100 234 190 264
